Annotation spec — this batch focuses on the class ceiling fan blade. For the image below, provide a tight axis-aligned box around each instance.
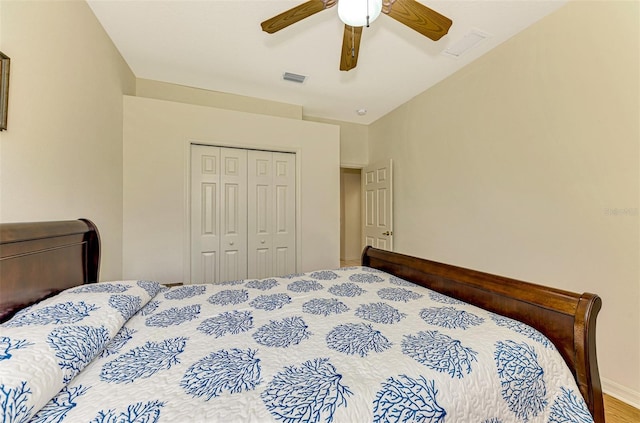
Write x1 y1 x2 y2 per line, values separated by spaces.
340 25 362 71
383 0 452 41
261 0 335 34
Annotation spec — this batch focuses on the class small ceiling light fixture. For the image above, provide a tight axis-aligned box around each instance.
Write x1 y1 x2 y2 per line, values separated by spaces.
356 108 367 116
338 0 382 27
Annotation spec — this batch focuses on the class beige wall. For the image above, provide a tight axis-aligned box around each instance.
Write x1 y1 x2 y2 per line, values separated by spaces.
136 78 303 120
305 116 369 167
0 0 135 280
122 96 340 283
369 0 639 404
139 78 375 166
306 117 367 261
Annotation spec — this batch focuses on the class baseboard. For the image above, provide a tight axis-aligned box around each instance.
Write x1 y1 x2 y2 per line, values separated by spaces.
602 377 640 409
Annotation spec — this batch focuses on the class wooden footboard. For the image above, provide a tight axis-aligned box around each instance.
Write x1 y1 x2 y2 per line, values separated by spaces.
0 219 100 322
362 246 604 423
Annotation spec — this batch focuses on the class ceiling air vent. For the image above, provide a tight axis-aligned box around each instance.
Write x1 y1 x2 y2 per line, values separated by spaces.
442 29 489 58
283 72 306 83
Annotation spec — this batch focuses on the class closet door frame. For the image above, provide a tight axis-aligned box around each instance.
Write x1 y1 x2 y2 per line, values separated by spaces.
185 141 301 284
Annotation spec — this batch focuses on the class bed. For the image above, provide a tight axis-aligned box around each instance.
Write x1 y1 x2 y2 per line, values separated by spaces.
0 219 604 422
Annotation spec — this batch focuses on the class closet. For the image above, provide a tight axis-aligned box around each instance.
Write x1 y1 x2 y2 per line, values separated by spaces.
190 144 296 284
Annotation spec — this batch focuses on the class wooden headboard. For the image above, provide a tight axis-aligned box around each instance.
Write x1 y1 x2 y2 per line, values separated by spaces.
0 219 100 322
362 246 604 423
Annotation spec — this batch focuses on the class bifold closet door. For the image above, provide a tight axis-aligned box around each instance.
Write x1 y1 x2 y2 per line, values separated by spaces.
247 150 296 279
191 145 247 284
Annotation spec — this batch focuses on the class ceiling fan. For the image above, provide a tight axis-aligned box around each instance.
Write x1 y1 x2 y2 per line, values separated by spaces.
261 0 453 71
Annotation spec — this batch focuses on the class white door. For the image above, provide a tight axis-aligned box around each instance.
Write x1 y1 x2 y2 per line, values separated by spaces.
271 153 296 276
219 148 248 282
191 145 248 283
247 150 296 278
362 159 393 250
247 150 273 278
191 145 221 284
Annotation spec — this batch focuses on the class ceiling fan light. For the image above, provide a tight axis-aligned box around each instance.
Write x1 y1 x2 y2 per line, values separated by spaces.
338 0 382 27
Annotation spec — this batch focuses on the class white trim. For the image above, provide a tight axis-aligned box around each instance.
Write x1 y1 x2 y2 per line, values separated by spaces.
294 148 302 274
340 162 365 170
602 377 640 409
183 139 192 284
343 256 361 262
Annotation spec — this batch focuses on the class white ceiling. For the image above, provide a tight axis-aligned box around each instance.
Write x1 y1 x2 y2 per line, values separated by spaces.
87 0 567 124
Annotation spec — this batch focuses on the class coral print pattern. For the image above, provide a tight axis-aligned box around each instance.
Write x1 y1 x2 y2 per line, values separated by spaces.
0 271 593 422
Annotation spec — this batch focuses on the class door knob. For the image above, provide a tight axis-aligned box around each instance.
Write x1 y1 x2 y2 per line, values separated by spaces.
261 239 265 244
382 231 393 236
229 241 234 246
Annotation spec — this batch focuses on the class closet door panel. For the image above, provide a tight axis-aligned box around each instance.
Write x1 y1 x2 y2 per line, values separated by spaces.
202 183 217 235
201 251 217 285
254 248 271 279
248 150 273 279
191 145 221 284
275 247 291 277
220 148 247 282
272 153 296 276
222 250 240 281
255 184 270 234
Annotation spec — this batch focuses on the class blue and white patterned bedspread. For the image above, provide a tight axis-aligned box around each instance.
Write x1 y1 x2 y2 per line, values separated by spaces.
0 267 594 422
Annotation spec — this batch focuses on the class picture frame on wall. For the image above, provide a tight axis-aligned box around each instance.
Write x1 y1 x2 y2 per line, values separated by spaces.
0 52 9 131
